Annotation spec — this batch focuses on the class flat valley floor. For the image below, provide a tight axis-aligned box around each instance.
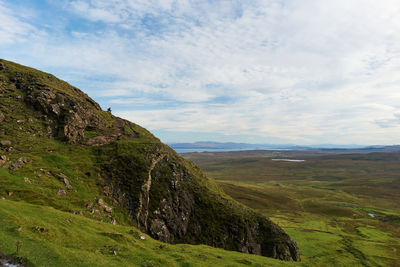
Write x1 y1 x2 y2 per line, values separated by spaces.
183 150 400 267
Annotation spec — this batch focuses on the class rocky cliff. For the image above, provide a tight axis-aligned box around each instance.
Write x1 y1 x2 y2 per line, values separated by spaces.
0 59 300 261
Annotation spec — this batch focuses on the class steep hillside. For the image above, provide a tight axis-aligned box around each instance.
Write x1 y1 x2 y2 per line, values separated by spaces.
0 59 300 263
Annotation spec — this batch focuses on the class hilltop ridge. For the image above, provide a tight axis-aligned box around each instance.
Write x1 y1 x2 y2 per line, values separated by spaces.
0 59 300 264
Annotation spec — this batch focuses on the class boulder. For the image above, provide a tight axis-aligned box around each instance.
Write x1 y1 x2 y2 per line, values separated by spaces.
104 206 112 213
18 157 28 164
109 216 117 225
0 112 4 123
84 201 94 210
57 189 66 196
0 140 11 148
98 198 113 213
9 158 27 171
103 186 112 196
63 177 72 190
35 226 49 233
0 155 8 167
92 209 101 215
52 172 72 189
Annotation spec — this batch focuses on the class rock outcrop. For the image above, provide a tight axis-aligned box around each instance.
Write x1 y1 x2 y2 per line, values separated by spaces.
51 172 72 190
2 62 136 145
0 59 300 261
0 140 11 148
97 144 300 261
23 82 104 144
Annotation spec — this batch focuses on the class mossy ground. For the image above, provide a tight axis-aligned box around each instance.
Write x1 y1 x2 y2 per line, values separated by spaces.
0 199 305 267
184 151 400 267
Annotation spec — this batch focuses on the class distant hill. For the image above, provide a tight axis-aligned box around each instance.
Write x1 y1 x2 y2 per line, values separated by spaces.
169 141 382 150
169 141 400 153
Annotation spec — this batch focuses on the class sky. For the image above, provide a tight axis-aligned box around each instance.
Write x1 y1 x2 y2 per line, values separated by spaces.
1 0 400 145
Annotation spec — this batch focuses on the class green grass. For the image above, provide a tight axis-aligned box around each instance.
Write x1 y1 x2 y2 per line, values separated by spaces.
0 133 300 266
0 199 301 267
0 59 304 266
184 151 400 267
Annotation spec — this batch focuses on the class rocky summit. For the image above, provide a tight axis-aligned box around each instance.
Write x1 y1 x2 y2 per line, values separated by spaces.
0 59 300 261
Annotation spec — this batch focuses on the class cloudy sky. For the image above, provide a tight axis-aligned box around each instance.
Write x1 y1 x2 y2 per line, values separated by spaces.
1 0 400 145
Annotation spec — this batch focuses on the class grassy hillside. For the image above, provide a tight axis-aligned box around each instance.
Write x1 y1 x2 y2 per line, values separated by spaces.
0 199 304 267
0 134 302 266
184 151 400 266
0 59 301 265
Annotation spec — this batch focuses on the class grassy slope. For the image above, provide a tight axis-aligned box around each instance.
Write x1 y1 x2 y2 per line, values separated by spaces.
184 151 400 267
0 141 303 266
0 199 304 267
0 137 302 267
0 59 301 266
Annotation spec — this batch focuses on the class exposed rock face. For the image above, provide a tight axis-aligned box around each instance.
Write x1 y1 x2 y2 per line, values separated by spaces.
5 67 134 144
97 144 300 261
23 84 103 144
0 59 301 261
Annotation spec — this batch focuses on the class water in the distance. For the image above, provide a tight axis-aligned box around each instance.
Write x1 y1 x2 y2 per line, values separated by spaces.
271 159 305 162
174 148 255 153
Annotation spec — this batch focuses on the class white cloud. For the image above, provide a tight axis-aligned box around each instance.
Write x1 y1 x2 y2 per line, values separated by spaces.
0 2 39 45
109 97 166 105
375 113 400 128
69 1 125 23
1 0 400 144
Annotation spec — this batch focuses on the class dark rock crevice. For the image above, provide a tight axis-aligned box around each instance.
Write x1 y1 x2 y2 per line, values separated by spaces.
136 153 167 231
97 144 301 261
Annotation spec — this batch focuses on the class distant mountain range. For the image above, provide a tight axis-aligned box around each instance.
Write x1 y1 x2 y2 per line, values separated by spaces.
169 141 400 152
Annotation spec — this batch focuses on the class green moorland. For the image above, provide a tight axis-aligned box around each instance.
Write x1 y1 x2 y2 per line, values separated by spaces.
0 59 301 266
0 137 300 267
183 150 400 267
